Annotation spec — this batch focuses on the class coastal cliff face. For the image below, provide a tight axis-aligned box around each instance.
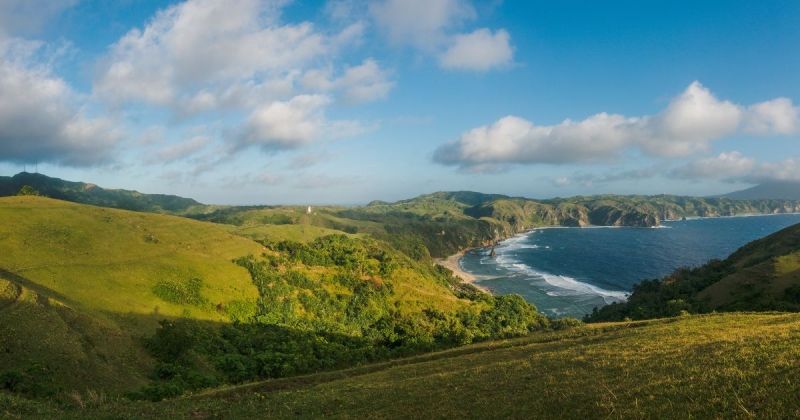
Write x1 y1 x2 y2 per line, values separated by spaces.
457 195 800 255
335 191 800 258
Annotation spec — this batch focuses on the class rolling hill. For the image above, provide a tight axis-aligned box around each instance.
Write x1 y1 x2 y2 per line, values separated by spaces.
2 179 800 418
0 172 203 213
0 195 547 401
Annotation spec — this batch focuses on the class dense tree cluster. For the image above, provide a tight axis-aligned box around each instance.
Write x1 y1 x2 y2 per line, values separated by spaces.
132 235 562 400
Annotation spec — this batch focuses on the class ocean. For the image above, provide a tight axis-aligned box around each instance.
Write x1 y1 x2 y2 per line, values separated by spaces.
459 213 800 319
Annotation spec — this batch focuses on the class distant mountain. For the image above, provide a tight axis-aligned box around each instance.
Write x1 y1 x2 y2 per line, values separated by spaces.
719 181 800 200
0 172 202 213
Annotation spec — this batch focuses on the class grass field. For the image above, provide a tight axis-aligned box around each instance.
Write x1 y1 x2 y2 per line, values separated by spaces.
0 196 267 394
3 312 798 418
0 196 265 325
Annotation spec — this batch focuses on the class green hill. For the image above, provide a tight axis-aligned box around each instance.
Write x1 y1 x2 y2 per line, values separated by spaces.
585 222 800 322
4 172 800 260
0 172 202 213
0 196 550 402
4 313 799 418
0 196 266 394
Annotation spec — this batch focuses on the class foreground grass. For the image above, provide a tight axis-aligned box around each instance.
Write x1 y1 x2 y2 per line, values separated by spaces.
7 312 798 419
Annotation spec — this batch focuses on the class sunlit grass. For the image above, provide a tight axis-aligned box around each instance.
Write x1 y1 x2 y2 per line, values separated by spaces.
19 313 797 419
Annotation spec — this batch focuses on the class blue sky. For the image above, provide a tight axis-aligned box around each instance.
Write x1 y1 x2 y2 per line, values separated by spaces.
1 0 799 204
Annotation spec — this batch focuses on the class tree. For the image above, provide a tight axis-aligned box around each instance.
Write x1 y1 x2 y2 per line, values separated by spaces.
17 185 39 196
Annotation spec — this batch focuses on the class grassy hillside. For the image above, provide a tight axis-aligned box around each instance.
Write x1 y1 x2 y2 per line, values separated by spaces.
586 222 800 322
0 172 202 214
0 196 268 395
5 172 800 260
4 313 799 418
0 196 263 324
0 196 552 401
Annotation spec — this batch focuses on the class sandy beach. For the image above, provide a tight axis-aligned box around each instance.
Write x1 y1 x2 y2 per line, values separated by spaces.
436 252 491 294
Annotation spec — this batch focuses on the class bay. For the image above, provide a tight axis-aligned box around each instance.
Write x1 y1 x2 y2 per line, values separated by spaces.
460 214 800 319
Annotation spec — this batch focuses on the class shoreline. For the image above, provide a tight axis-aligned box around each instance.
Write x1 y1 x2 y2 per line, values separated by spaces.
435 252 492 294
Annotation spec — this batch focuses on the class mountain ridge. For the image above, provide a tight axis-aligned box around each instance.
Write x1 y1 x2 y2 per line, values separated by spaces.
0 172 202 213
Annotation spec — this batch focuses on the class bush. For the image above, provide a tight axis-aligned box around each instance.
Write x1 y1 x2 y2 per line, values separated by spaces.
152 278 207 306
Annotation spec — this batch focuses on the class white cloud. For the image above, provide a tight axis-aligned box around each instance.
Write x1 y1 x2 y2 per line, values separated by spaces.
369 0 475 49
638 81 742 157
440 28 513 71
744 97 800 135
670 151 756 180
232 94 364 150
434 113 634 168
302 59 395 104
745 157 800 183
434 82 794 172
94 0 331 109
369 0 514 71
0 38 119 166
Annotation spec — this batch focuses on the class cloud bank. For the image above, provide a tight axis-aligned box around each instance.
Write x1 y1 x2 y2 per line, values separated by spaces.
91 0 393 162
0 38 119 166
434 82 800 172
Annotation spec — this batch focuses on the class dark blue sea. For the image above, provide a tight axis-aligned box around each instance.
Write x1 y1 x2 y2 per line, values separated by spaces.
460 214 800 319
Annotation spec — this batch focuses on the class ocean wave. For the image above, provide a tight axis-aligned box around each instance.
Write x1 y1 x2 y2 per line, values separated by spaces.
509 262 628 304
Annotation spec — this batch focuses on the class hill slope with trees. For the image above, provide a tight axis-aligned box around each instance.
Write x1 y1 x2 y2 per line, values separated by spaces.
585 222 800 322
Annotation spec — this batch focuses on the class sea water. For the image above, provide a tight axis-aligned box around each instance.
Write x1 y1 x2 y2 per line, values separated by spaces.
459 214 800 319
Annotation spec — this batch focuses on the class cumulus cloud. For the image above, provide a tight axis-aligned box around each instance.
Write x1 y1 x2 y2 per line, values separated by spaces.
93 0 358 112
440 28 513 71
744 98 800 135
231 94 363 151
743 157 800 183
95 0 324 105
0 38 119 166
670 151 755 180
434 82 799 172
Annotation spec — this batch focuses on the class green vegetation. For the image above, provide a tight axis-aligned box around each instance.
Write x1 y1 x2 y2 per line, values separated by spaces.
0 172 201 213
16 185 39 196
2 176 800 418
3 313 799 418
0 196 552 403
127 234 551 400
184 189 800 258
586 222 800 322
